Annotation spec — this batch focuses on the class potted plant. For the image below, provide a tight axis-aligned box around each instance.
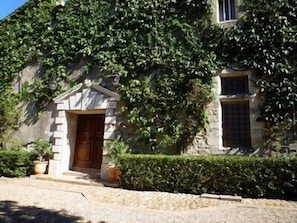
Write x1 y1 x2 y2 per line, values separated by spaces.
105 140 128 184
31 139 53 174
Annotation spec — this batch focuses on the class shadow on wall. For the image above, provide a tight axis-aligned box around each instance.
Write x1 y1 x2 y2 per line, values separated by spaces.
224 147 267 156
0 200 82 223
24 101 39 126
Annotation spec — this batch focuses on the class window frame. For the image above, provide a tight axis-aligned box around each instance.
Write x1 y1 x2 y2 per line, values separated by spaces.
218 0 237 22
221 100 251 148
221 75 249 95
219 71 252 149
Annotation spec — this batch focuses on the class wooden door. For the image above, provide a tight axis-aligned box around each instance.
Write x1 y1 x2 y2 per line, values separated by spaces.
74 114 105 169
222 101 251 147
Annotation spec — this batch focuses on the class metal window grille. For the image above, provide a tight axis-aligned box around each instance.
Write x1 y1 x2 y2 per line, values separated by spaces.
222 101 251 147
219 0 236 21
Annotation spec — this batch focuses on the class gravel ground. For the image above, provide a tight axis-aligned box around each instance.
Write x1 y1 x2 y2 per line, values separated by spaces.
0 177 296 223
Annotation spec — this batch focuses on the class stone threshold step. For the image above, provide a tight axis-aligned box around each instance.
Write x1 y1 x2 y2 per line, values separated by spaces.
63 170 100 178
30 174 103 186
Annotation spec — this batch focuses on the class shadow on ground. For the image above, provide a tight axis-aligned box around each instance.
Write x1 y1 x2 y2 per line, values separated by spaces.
0 200 82 223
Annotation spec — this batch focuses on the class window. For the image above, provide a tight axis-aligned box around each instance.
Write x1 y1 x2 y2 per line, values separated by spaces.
220 74 251 148
218 0 236 22
222 101 251 147
221 76 249 95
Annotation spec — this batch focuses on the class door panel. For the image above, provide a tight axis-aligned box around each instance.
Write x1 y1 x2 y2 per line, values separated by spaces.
222 101 251 147
74 114 105 169
91 115 105 169
75 143 91 163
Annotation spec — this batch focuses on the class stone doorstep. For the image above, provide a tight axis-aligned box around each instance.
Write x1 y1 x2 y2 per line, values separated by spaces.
201 193 242 201
30 173 103 187
63 170 100 179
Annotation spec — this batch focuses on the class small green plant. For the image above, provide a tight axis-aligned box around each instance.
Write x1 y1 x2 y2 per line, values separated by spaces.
31 139 53 162
105 140 128 165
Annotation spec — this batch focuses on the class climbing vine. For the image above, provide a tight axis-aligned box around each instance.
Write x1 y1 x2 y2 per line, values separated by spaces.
0 0 219 153
223 0 297 150
0 0 55 138
110 0 220 152
0 0 295 152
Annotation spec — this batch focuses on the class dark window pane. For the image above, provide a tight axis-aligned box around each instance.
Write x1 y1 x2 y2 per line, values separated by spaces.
225 0 230 20
222 102 251 147
219 0 224 21
218 0 236 21
230 0 236 19
221 76 249 94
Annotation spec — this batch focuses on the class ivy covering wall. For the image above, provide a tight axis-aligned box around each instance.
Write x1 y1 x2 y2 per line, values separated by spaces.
0 0 220 153
224 0 297 149
0 0 296 152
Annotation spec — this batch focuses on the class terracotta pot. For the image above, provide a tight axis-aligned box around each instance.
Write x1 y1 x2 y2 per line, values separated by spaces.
33 161 48 174
109 166 120 184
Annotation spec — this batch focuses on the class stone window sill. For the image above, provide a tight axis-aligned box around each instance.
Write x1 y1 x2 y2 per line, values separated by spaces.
219 93 256 100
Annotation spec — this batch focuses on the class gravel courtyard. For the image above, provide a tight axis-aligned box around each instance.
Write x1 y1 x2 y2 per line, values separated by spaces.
0 177 296 223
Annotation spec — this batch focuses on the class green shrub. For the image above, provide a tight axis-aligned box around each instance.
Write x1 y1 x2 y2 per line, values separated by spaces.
105 140 128 165
0 150 33 177
118 155 297 200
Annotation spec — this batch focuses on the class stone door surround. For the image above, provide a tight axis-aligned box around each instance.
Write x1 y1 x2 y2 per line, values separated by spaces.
48 80 120 176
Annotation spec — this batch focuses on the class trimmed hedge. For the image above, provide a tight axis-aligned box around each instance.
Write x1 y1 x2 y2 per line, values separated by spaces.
0 150 33 177
118 154 297 200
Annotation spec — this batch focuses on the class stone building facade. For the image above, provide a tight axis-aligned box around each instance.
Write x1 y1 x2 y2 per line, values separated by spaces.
11 0 265 177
